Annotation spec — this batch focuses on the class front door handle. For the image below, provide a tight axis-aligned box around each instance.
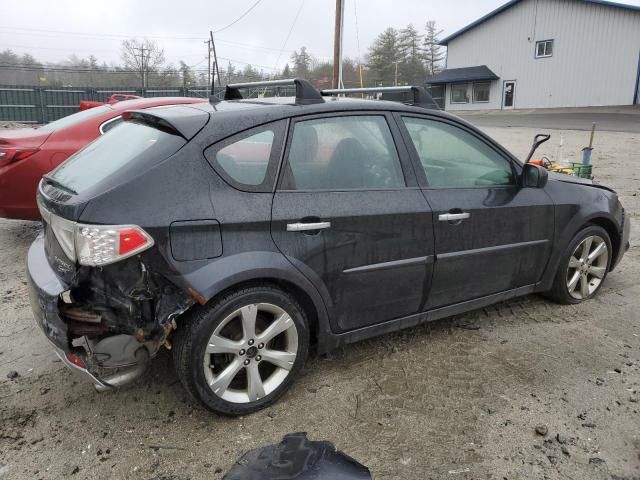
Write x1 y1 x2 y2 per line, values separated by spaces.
286 221 331 232
438 212 470 222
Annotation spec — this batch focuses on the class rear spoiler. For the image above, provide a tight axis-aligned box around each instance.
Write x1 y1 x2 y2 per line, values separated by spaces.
122 106 209 140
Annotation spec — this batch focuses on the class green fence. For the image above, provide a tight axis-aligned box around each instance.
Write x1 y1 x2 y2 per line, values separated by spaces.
0 85 226 123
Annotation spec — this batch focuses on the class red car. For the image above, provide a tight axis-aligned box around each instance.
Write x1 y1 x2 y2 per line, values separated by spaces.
79 94 142 111
0 97 206 220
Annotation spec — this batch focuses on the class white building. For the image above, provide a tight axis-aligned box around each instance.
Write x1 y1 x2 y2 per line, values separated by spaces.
428 0 640 110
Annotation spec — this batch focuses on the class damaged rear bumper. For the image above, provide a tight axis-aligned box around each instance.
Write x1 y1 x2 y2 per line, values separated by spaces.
49 340 110 390
26 233 191 390
27 234 72 351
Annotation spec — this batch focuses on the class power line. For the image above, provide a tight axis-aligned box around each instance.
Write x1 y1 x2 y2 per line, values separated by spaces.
0 56 279 72
0 27 321 55
353 0 362 62
0 25 205 41
0 38 331 64
211 0 264 34
273 0 306 71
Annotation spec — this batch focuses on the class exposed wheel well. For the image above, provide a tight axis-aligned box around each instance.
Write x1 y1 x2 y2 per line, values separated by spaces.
588 217 620 268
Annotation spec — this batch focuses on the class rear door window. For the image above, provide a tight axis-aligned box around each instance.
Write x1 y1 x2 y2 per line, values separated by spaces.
280 115 405 190
204 120 286 192
50 120 186 194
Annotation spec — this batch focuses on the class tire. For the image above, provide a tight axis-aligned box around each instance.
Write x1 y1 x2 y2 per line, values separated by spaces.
172 284 310 416
546 224 612 305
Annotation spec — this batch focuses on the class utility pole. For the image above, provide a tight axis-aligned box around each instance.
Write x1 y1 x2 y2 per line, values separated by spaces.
210 31 221 89
204 39 211 88
332 0 344 89
134 46 149 91
393 61 400 86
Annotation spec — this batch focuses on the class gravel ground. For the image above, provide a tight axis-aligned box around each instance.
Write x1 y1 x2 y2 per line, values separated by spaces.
0 125 638 480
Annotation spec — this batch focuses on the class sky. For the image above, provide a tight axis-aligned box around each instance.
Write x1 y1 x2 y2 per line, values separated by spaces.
1 0 640 72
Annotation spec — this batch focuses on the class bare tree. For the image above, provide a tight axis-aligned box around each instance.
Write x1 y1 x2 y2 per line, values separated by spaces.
121 39 166 88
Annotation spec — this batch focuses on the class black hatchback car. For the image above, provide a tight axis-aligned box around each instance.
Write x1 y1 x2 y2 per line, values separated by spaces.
27 79 630 415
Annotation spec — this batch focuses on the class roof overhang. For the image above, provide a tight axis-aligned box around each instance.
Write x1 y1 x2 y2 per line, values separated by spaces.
426 66 499 84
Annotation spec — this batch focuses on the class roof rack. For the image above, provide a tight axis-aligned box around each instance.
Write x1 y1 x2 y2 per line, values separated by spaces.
221 78 324 105
320 86 440 110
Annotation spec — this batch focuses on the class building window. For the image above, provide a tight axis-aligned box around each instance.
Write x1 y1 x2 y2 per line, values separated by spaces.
450 83 469 104
473 82 491 103
535 39 553 58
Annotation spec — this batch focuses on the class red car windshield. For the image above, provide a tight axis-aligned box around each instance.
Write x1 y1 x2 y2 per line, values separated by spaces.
38 105 113 132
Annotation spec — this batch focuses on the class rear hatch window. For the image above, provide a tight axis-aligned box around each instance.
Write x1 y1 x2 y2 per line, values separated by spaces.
48 120 186 196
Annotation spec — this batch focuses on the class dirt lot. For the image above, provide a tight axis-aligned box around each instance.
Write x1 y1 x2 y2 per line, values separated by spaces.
0 125 638 480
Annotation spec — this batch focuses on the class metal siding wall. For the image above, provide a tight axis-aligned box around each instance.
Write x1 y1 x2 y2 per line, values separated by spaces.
445 0 640 109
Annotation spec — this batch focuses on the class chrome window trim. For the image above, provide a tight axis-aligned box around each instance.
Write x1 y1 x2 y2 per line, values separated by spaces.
99 115 123 135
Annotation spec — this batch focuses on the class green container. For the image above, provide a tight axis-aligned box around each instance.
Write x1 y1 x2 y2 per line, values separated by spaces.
569 162 593 179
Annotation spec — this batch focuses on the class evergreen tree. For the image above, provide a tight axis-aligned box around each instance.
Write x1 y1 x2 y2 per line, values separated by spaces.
290 46 312 77
225 61 236 83
21 53 41 67
423 20 445 76
0 49 20 65
88 55 99 70
241 64 259 82
398 24 425 84
367 28 401 85
179 60 196 87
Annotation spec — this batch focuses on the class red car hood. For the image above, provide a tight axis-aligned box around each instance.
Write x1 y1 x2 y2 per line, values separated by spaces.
0 128 52 147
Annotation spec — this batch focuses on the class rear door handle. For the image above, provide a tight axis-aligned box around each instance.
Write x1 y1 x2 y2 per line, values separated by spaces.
286 221 331 232
438 212 470 221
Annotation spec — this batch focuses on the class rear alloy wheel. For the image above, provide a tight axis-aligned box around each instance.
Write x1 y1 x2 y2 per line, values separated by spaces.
203 303 299 404
173 285 309 416
546 225 612 304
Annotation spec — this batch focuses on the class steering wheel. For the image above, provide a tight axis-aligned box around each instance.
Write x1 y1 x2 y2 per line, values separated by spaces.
367 161 394 187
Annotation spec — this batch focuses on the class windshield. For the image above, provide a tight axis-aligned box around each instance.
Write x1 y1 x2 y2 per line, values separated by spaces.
38 105 113 132
49 120 186 194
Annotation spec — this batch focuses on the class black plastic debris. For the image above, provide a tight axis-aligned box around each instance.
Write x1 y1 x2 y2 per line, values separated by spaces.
223 432 371 480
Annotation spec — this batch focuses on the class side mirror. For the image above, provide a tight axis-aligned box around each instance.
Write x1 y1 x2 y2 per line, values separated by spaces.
522 163 548 188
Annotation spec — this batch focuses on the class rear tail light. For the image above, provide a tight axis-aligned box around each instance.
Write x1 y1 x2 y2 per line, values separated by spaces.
0 146 39 168
39 200 154 266
49 213 76 261
76 225 154 266
64 352 87 369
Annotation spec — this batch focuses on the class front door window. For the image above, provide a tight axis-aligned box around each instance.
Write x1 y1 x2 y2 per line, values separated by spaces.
401 117 515 188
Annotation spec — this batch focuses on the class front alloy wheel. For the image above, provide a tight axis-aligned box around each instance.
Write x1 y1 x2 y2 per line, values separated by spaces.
566 235 609 300
546 224 612 304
